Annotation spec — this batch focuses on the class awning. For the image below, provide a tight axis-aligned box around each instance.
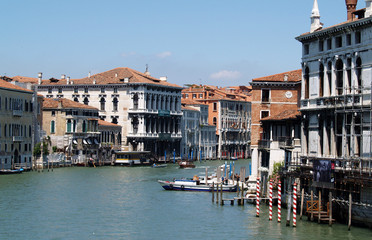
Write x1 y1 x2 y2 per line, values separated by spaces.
87 139 92 145
83 139 88 145
94 139 99 145
73 139 78 145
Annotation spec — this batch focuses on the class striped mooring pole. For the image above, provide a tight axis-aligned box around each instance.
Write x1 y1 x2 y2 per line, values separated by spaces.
256 177 260 217
269 179 273 221
293 183 297 227
278 180 282 223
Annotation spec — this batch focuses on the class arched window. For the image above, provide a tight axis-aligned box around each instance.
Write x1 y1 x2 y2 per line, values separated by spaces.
304 67 310 99
51 120 55 133
113 97 118 111
356 57 362 93
74 97 79 102
117 133 122 145
213 117 217 126
327 61 333 96
83 97 89 105
336 59 344 95
319 63 324 97
112 118 118 124
100 98 106 111
4 124 7 137
133 94 138 110
29 125 31 137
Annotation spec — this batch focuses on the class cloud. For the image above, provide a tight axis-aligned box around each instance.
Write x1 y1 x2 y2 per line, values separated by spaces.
210 70 241 80
156 51 172 59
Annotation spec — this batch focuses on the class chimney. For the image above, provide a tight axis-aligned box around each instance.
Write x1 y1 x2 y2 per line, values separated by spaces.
67 76 70 85
61 74 66 80
115 73 118 78
346 0 358 20
38 72 42 85
159 76 167 82
366 0 372 17
88 71 91 78
93 78 96 85
124 77 129 83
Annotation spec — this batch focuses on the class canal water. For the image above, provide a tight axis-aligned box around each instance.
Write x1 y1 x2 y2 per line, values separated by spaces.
0 159 370 240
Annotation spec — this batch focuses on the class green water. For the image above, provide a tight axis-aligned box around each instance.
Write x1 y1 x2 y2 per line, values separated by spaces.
0 160 370 239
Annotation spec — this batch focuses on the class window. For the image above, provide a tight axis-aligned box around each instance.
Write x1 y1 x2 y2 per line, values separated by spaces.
304 67 310 99
327 38 332 50
67 120 72 133
100 98 106 111
261 89 270 102
346 34 351 45
4 124 6 137
74 88 78 93
199 94 203 98
58 88 62 94
336 36 342 48
51 120 55 133
48 88 52 94
51 111 55 116
261 110 269 119
113 98 118 111
304 44 309 55
319 40 324 52
185 94 188 98
192 94 196 98
5 98 7 110
114 88 118 93
355 31 361 44
29 126 31 137
84 88 88 93
213 102 217 111
213 117 217 125
74 98 79 102
82 121 87 133
83 97 89 105
101 88 105 93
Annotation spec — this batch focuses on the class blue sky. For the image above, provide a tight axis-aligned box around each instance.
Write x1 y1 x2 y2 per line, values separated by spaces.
0 0 365 87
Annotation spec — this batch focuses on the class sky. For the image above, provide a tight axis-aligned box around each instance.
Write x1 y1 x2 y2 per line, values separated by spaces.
0 0 366 87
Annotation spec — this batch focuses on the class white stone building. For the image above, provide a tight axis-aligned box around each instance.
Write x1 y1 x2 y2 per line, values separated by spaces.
181 99 217 160
29 67 183 157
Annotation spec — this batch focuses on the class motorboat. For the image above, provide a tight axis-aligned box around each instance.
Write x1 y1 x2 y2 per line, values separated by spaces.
152 163 167 168
158 178 237 192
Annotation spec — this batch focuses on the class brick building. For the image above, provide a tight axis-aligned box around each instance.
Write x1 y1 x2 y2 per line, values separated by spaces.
250 70 301 181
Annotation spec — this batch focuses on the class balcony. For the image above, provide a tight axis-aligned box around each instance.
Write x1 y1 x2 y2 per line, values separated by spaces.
13 110 23 117
13 136 24 142
258 139 270 150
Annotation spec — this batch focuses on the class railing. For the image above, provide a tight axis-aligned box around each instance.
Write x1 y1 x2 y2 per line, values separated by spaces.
279 137 295 149
12 110 23 117
258 139 270 149
13 136 23 142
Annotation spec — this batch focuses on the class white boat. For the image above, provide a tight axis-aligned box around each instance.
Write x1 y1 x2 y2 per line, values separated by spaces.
158 179 237 192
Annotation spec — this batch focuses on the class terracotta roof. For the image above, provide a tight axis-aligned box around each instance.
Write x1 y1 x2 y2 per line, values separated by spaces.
98 119 122 127
0 79 34 93
12 76 39 84
261 110 301 121
43 98 98 110
181 98 207 105
182 106 199 111
252 69 302 82
32 67 181 88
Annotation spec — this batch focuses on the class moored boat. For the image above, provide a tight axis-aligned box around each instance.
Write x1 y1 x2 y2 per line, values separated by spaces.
158 179 237 192
0 168 24 175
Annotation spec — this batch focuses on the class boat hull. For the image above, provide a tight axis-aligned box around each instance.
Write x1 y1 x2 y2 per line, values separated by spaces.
158 180 237 192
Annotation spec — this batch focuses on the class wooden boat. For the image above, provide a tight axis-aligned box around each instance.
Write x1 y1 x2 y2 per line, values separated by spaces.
178 160 195 169
158 179 237 192
0 168 24 175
